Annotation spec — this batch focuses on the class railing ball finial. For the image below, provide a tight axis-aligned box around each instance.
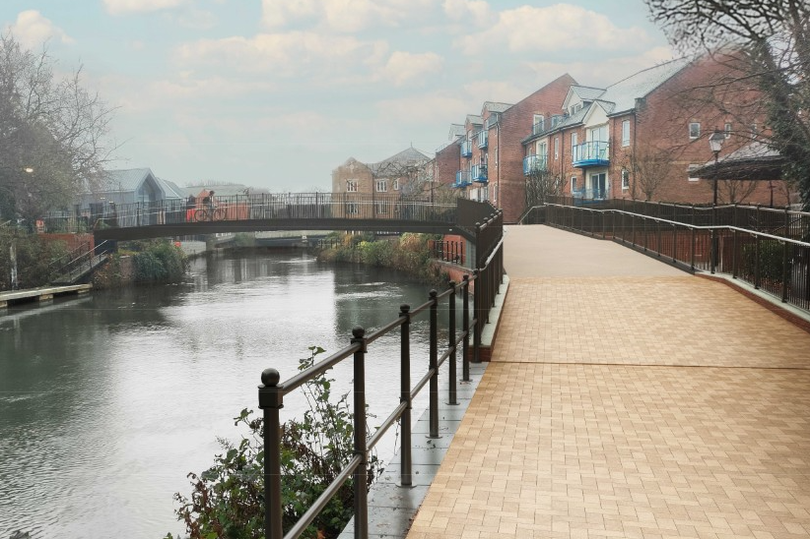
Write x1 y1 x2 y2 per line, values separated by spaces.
429 289 438 299
400 304 411 314
352 326 366 339
260 368 280 387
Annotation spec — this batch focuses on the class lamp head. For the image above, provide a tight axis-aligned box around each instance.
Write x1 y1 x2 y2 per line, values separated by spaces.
708 130 725 154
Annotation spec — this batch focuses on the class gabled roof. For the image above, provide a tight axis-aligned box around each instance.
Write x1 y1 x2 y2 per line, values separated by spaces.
692 141 784 181
466 114 483 126
483 101 513 114
571 85 605 101
448 124 466 139
101 168 154 191
158 178 185 199
599 57 691 115
369 147 431 174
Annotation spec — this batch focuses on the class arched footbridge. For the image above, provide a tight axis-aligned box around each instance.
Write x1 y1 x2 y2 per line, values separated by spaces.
89 193 490 243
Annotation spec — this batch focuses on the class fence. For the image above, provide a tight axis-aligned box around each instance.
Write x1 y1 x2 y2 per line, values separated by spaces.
544 203 810 313
257 206 503 539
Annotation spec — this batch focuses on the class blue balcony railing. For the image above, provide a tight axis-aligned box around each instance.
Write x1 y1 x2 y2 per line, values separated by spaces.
572 188 608 201
460 140 472 158
531 120 546 136
476 130 488 149
471 164 488 183
454 170 472 188
572 141 610 167
523 155 548 175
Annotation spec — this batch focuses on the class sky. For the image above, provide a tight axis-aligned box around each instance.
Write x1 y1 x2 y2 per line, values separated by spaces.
1 0 675 192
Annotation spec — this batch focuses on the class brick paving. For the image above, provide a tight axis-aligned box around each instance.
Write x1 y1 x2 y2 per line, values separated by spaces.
405 225 810 539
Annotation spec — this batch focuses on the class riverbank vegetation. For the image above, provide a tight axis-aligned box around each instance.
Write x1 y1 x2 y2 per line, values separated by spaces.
93 239 188 289
166 346 380 539
317 232 448 284
0 228 70 290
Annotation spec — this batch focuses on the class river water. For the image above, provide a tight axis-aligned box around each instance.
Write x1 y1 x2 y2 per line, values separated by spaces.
0 250 453 539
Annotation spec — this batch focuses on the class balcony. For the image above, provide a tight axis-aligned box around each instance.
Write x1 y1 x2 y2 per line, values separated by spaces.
531 121 546 136
454 170 472 188
476 130 488 149
523 155 547 176
572 141 610 167
460 139 472 158
471 164 488 183
572 188 608 202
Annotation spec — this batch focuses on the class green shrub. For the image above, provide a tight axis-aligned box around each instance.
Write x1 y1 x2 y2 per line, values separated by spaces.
166 347 380 539
741 240 787 281
128 239 188 284
0 229 69 290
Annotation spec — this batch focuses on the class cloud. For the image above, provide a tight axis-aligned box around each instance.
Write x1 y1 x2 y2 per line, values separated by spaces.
376 93 469 126
443 0 492 26
261 0 435 32
458 4 651 55
377 51 443 86
175 32 388 79
5 10 74 48
523 46 676 88
103 0 188 16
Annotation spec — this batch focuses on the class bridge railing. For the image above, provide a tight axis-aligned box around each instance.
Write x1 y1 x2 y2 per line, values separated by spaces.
44 194 458 233
258 204 504 539
544 203 810 314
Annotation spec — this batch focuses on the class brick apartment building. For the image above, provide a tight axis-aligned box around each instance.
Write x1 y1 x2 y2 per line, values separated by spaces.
330 146 433 218
520 55 789 215
435 74 576 222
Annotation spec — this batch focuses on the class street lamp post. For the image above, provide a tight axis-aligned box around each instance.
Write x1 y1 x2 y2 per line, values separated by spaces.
708 129 725 274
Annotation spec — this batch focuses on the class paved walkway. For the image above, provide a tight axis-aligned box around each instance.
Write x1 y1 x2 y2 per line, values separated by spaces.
405 225 810 539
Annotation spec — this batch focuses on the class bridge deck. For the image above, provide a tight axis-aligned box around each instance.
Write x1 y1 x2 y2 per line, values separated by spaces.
405 225 810 539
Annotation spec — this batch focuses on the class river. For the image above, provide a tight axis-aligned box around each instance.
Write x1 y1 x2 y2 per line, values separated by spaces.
0 250 454 539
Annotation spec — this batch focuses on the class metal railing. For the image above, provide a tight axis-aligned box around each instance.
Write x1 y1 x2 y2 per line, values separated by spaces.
50 240 112 285
44 193 458 233
258 205 503 539
429 239 465 265
544 203 810 313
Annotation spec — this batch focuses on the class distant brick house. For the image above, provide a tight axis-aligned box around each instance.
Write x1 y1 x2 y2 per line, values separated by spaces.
331 147 433 219
520 54 790 210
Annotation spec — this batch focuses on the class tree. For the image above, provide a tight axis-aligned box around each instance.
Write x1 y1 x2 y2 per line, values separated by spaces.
624 143 677 201
645 0 810 207
0 33 116 225
525 166 563 207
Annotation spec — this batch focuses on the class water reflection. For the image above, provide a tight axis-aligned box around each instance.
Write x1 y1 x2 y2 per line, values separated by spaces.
0 251 450 539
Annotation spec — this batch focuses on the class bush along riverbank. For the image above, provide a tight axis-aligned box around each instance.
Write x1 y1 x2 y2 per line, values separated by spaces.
164 347 382 539
93 239 188 289
316 232 449 285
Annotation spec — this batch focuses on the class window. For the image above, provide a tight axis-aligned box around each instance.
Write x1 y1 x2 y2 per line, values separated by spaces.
688 164 700 182
724 122 732 138
393 178 399 191
533 114 545 134
571 132 578 148
346 179 358 193
375 201 390 214
571 176 578 193
554 137 559 159
345 202 359 214
622 120 630 147
751 122 758 138
376 179 387 192
689 122 701 139
621 168 630 190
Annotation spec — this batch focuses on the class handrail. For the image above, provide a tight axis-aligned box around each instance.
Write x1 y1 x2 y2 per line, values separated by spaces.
543 202 810 314
257 208 505 539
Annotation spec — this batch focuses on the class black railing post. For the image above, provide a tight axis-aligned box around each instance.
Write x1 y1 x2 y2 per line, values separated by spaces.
351 327 369 539
732 229 738 279
448 281 458 406
783 206 790 303
258 368 284 539
428 290 440 438
473 270 481 364
754 233 761 289
690 225 696 271
462 275 471 382
399 304 412 487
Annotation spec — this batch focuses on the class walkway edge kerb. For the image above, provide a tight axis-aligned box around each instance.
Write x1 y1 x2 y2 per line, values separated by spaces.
697 271 810 334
